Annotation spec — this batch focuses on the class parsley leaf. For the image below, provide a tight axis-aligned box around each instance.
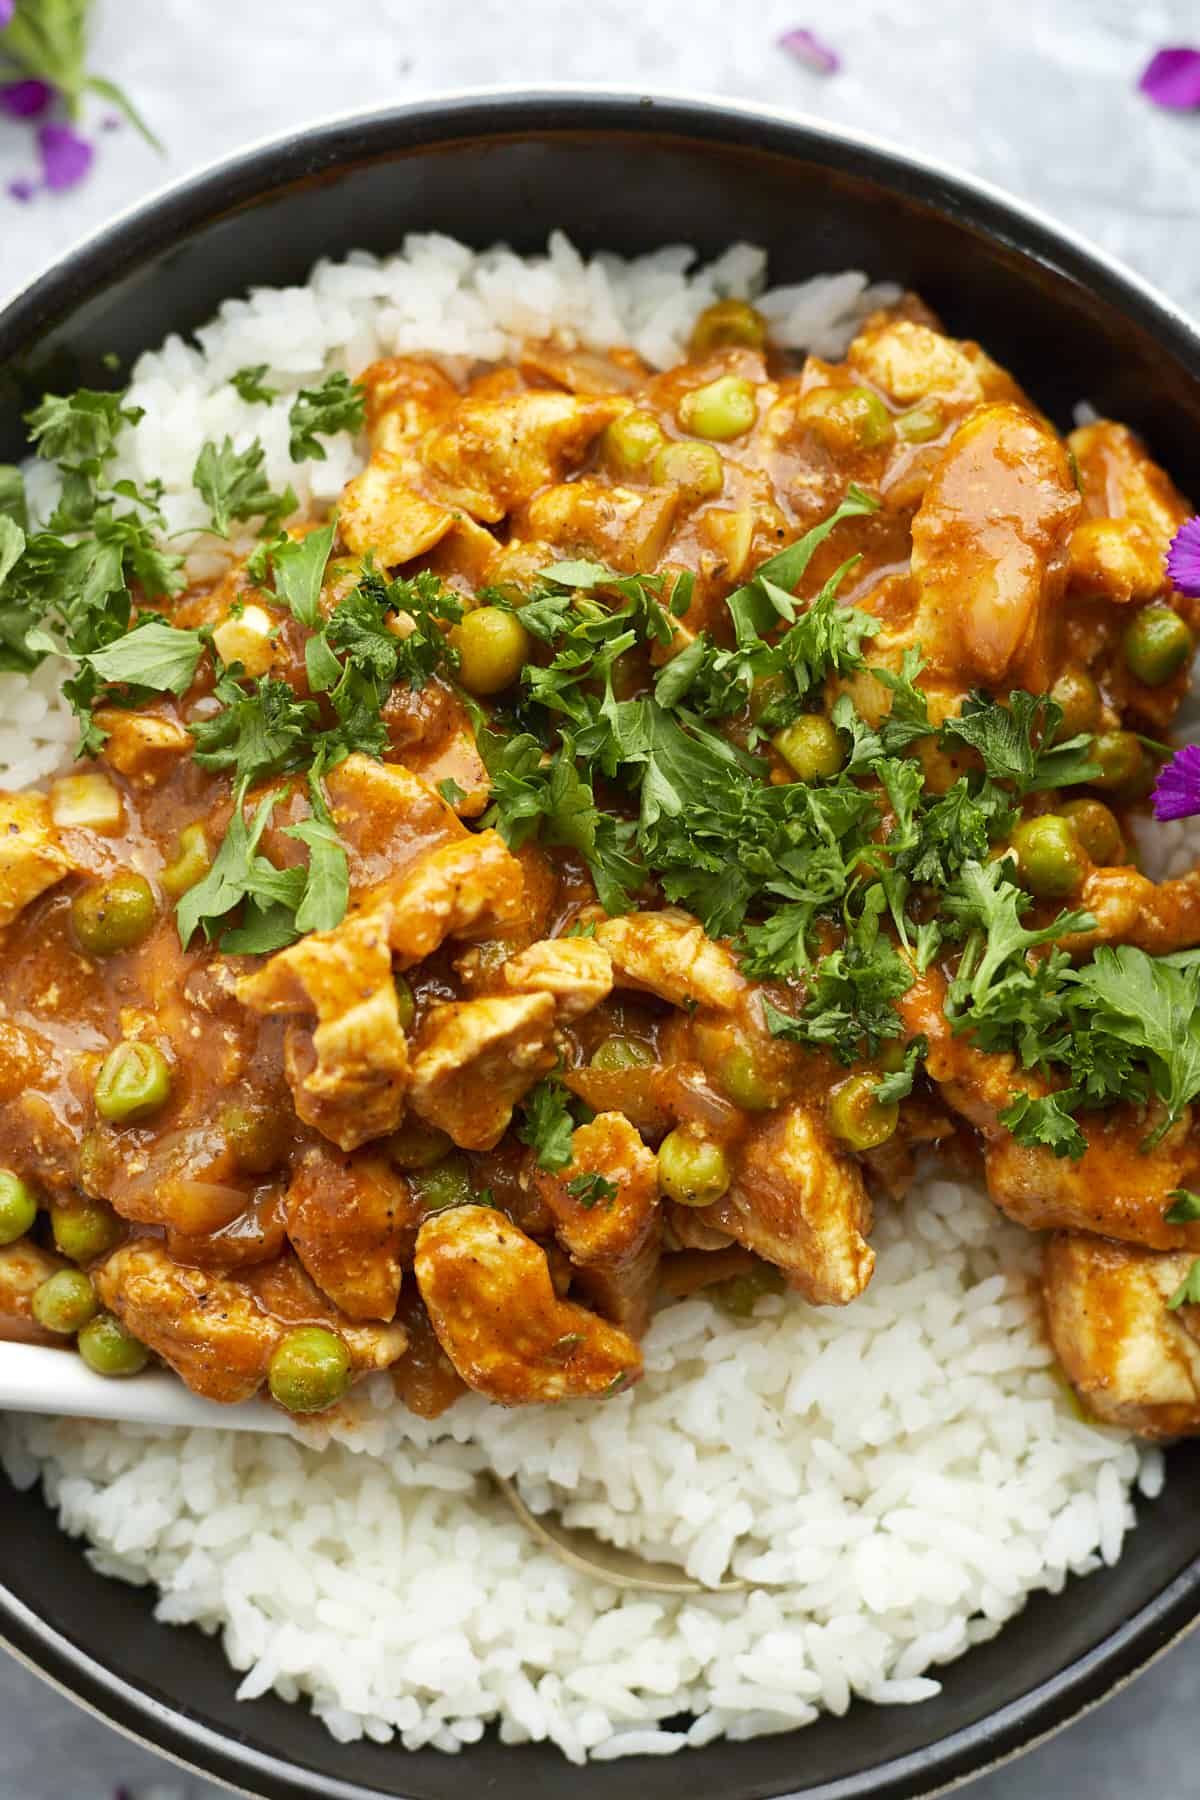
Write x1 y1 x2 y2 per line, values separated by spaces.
230 365 279 405
189 673 318 787
0 467 28 531
81 617 206 697
283 779 350 935
874 1037 927 1106
193 437 293 538
566 1172 619 1209
26 389 142 470
287 373 366 461
1069 946 1200 1144
516 1079 577 1171
724 482 881 645
941 690 1098 796
998 1090 1086 1160
176 785 304 950
1167 1260 1200 1311
1165 1190 1200 1224
266 523 336 627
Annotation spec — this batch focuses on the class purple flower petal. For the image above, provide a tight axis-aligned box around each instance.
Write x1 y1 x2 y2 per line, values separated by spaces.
1153 742 1200 821
0 79 54 120
778 27 840 74
6 177 37 204
1167 517 1200 597
1139 47 1200 111
36 121 93 192
0 0 14 27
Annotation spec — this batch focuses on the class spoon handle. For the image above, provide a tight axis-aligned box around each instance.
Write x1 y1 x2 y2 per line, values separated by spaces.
0 1342 289 1434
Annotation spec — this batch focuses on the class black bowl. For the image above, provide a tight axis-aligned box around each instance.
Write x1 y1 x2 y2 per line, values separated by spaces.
2 87 1200 1800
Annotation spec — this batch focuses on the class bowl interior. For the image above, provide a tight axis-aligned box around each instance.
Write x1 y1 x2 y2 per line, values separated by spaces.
3 94 1200 1800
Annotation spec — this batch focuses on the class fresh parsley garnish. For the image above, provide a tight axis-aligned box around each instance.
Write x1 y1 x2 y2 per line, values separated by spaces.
1165 1190 1200 1224
230 365 279 405
516 1079 577 1171
565 1171 619 1209
193 438 295 538
287 373 366 462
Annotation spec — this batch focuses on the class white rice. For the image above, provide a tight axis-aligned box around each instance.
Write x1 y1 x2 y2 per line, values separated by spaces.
0 232 1188 1762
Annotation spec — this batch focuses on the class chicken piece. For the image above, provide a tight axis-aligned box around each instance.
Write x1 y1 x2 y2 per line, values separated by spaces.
907 403 1080 693
847 319 1025 412
239 909 408 1151
94 1242 407 1405
502 936 613 1020
1069 420 1193 565
0 1238 70 1346
95 708 193 782
1043 1232 1200 1437
596 910 745 1011
285 1148 418 1321
407 993 558 1150
1060 866 1200 958
385 831 527 966
523 480 678 573
417 515 502 595
518 342 642 395
0 791 72 927
420 392 622 522
1067 517 1165 605
360 356 461 456
896 966 1041 1132
698 1103 875 1305
339 454 458 568
415 1204 642 1404
322 752 466 892
533 1113 662 1337
987 1109 1200 1251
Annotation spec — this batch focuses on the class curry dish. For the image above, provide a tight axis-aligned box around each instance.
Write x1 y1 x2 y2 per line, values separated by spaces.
3 293 1200 1436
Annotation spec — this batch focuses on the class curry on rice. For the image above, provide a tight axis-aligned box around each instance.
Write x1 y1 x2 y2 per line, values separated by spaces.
2 291 1200 1436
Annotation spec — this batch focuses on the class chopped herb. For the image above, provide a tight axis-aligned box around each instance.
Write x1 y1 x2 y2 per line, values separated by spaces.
940 690 1098 796
81 616 206 697
287 373 366 461
565 1171 619 1209
1167 1259 1200 1311
515 1079 577 1172
1164 1189 1200 1224
230 365 279 405
189 673 318 788
437 777 467 807
193 437 294 538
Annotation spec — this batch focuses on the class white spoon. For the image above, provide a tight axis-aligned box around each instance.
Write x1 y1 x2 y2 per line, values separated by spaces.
0 1343 746 1595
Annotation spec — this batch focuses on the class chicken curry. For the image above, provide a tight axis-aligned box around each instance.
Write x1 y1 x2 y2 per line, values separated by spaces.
2 292 1200 1435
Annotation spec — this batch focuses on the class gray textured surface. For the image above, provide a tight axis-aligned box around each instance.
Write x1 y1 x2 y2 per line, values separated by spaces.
3 0 1200 1793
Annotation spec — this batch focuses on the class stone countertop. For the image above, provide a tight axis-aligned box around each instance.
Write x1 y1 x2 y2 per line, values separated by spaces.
2 0 1200 1793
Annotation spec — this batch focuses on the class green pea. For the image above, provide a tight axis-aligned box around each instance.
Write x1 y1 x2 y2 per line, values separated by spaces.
1059 797 1123 865
219 1103 289 1175
393 973 416 1034
94 1041 172 1125
1049 669 1101 741
800 384 894 449
688 298 767 355
650 440 725 502
714 1264 786 1317
387 1120 454 1170
410 1154 473 1213
51 1199 121 1263
0 1171 37 1246
32 1269 98 1336
1010 815 1086 900
159 824 211 899
1089 730 1148 793
590 1035 655 1073
677 376 757 442
450 606 532 696
70 871 158 957
716 1043 791 1113
829 1072 899 1150
656 1128 731 1208
77 1312 150 1377
1123 605 1194 687
602 410 665 473
894 399 945 443
772 716 845 781
268 1326 352 1414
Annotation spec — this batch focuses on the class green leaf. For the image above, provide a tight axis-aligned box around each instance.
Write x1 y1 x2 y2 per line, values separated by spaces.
287 373 366 461
25 388 141 469
82 617 205 696
230 365 279 405
176 785 303 950
1167 1259 1200 1311
565 1171 618 1209
193 437 291 538
189 674 319 787
516 1079 577 1172
269 523 336 628
940 690 1099 796
83 73 162 151
0 467 28 531
998 1090 1086 1160
874 1037 927 1106
0 517 25 591
437 777 467 807
284 781 350 935
725 482 880 646
1165 1189 1200 1224
1069 946 1200 1143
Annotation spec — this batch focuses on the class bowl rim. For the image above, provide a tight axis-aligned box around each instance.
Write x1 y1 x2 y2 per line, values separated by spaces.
3 80 1200 1800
